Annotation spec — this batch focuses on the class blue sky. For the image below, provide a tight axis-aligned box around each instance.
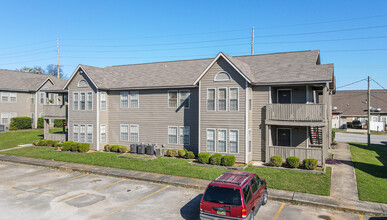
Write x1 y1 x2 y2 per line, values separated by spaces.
0 0 386 90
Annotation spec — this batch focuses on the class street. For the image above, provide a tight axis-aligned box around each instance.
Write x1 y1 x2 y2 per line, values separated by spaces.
0 161 372 220
335 132 387 145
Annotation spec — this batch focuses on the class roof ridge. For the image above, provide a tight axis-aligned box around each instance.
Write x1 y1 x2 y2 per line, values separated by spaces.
106 57 213 68
234 50 319 58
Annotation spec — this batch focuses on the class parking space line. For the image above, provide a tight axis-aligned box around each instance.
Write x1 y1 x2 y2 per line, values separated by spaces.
273 202 286 220
0 164 20 171
13 173 89 195
8 169 52 181
106 185 170 216
59 178 126 203
359 214 364 220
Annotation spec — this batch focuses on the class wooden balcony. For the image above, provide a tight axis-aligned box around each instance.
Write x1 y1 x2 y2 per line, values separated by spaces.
43 105 67 119
266 104 326 126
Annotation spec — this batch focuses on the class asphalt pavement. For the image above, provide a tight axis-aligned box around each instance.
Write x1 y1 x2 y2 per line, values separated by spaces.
335 132 387 145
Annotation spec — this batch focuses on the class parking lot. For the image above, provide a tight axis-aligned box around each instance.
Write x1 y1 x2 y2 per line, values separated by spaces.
0 161 373 219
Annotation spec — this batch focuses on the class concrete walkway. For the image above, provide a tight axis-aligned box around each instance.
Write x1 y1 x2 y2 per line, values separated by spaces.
329 142 359 201
0 144 33 152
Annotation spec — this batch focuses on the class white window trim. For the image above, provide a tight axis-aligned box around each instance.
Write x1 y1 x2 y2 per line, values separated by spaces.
100 92 107 111
40 92 45 105
207 88 216 111
73 124 79 142
179 126 191 145
229 88 239 112
168 90 178 108
79 92 86 111
80 124 86 143
10 92 17 103
87 92 93 111
248 129 252 153
87 124 93 143
217 128 227 153
381 116 387 122
100 124 107 143
1 92 9 103
276 128 292 147
248 87 252 112
120 92 129 108
130 124 140 142
129 91 140 108
276 89 293 103
1 113 9 124
218 88 227 111
73 92 79 110
371 116 378 122
168 126 178 144
179 90 190 109
229 129 239 154
120 124 129 141
214 71 231 82
206 128 216 152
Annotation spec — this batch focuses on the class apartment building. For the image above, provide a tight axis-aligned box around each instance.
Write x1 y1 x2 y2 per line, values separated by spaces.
61 50 335 164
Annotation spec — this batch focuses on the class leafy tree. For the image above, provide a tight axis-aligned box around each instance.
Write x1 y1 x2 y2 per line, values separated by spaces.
16 66 45 74
16 64 65 78
46 64 64 78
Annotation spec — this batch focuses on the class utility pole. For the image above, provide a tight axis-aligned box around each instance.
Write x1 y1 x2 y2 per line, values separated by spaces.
251 27 254 55
57 38 60 78
367 76 371 146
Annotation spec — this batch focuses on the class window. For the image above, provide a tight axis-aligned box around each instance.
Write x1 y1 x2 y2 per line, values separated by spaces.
179 90 190 108
179 126 190 145
372 116 378 122
381 116 387 123
229 88 238 111
40 92 45 104
73 93 79 110
168 126 178 144
80 92 86 110
100 92 106 110
31 94 34 104
73 124 79 142
250 177 259 194
120 124 129 141
248 88 252 111
100 125 106 143
206 129 215 151
120 92 128 108
218 88 226 111
10 92 16 103
40 112 44 117
80 125 86 143
243 184 252 204
48 93 54 105
1 113 9 124
78 80 88 87
10 112 17 119
130 91 139 108
202 186 242 206
130 124 139 142
168 91 178 108
248 129 252 153
229 130 238 153
87 92 92 110
214 71 231 81
1 92 9 102
207 89 215 111
218 129 227 153
87 125 93 143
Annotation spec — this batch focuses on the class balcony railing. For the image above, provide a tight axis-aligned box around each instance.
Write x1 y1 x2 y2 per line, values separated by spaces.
266 104 326 122
268 145 323 165
43 105 67 118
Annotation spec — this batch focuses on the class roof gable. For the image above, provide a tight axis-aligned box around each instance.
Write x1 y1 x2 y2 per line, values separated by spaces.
63 65 99 90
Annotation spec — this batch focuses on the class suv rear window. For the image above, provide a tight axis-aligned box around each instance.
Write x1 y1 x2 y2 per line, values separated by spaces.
203 186 242 206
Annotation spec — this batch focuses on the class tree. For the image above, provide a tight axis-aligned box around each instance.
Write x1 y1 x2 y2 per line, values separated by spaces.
16 66 45 74
46 64 64 78
16 65 65 78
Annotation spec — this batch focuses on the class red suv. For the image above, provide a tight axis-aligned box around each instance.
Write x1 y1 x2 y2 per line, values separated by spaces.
200 171 267 220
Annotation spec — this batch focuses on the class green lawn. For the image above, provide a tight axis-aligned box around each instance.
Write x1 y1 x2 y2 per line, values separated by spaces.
0 146 331 196
0 129 44 150
350 143 387 203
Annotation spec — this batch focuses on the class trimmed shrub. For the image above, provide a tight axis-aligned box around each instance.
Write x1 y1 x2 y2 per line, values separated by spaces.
198 152 211 164
53 141 62 148
70 143 78 152
332 130 336 142
109 145 119 152
186 151 195 159
303 159 318 170
209 154 222 165
118 145 127 153
178 150 186 158
221 155 236 166
54 119 67 128
286 156 300 168
105 144 127 153
62 141 75 151
270 156 283 167
32 140 39 146
45 140 55 147
166 149 178 157
37 117 44 128
78 143 90 153
9 117 32 130
104 144 111 152
37 139 47 146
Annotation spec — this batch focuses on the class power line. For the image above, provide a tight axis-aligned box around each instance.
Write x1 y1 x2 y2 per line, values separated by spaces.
0 50 55 59
337 78 367 89
254 35 387 45
0 40 53 51
0 46 54 57
371 79 387 93
321 49 387 53
0 57 55 66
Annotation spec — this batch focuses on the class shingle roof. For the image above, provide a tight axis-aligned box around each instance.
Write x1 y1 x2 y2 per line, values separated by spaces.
332 90 387 116
73 50 333 90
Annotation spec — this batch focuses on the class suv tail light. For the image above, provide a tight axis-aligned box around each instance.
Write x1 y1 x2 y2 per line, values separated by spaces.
200 202 203 211
242 209 247 218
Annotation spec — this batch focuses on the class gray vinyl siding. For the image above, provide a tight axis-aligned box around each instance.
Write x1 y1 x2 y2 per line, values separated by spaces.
199 57 247 163
271 86 309 103
270 126 308 147
0 91 34 127
67 72 98 150
106 89 198 153
251 86 269 161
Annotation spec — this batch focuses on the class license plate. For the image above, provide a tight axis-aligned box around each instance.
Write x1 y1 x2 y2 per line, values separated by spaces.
217 210 226 215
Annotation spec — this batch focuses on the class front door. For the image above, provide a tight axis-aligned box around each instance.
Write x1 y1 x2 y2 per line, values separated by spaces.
277 90 291 103
277 128 291 146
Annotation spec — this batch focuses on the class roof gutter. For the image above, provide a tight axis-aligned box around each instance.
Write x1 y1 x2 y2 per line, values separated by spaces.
252 80 331 86
107 85 198 91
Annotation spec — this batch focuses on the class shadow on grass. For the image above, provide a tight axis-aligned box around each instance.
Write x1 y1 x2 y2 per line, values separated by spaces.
180 194 202 220
349 143 386 179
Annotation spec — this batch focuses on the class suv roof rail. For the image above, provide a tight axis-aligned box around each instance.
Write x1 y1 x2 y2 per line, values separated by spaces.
213 172 250 186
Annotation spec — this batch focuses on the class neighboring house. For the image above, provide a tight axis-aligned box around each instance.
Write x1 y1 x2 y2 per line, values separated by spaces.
0 69 67 131
63 50 335 165
332 90 387 131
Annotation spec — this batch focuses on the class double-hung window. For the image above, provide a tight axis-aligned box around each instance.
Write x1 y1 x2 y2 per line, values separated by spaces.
130 124 139 142
87 125 93 143
248 129 252 153
206 129 215 151
218 88 226 111
229 88 238 111
1 92 9 102
73 93 79 110
130 91 139 108
10 92 16 103
179 90 190 108
80 92 86 110
120 92 128 108
229 130 238 153
1 113 9 124
100 92 106 110
207 89 215 111
100 125 106 142
120 124 129 141
168 126 178 144
49 93 54 104
168 91 178 108
248 88 252 111
73 124 79 142
80 125 86 143
87 92 92 110
40 92 45 104
179 126 190 145
218 129 227 153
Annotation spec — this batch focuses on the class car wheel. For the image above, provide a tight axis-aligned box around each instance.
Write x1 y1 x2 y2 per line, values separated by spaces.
262 189 268 205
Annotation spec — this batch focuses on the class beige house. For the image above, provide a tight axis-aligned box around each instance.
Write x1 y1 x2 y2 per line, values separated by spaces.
61 50 335 165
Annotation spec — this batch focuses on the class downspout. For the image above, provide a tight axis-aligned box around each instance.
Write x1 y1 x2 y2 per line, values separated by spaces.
245 81 248 164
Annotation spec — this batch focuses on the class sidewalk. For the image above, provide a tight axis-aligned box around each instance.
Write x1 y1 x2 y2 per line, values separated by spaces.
0 154 386 216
